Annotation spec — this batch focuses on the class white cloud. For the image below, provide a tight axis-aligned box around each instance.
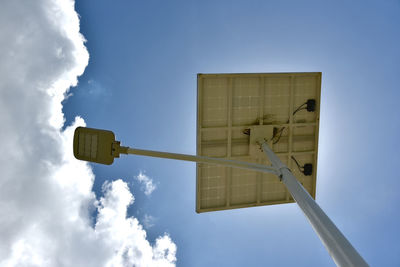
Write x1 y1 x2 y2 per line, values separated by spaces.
142 214 156 229
96 181 176 267
86 79 111 97
135 172 157 196
0 0 176 266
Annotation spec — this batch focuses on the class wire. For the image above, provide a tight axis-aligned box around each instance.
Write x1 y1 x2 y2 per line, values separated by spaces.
291 156 304 173
273 103 307 144
293 106 307 115
243 128 250 135
265 101 311 144
292 102 307 115
272 127 285 144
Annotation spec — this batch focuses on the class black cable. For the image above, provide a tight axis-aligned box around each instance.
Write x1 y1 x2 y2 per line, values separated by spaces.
291 156 304 173
292 102 307 115
293 106 307 115
272 127 285 144
243 128 250 135
269 100 314 144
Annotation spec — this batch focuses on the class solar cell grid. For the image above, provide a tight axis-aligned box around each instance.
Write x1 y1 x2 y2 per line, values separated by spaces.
197 73 321 213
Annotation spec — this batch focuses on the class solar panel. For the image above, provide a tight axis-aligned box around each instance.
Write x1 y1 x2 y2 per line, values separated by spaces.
196 73 322 212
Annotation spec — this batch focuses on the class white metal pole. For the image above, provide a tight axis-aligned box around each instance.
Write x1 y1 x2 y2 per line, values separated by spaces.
125 148 278 175
260 141 368 267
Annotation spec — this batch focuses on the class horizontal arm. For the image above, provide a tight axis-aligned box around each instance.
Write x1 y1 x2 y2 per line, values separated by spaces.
124 147 278 175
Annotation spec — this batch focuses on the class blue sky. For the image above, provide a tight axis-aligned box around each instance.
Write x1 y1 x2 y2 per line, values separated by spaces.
23 0 399 266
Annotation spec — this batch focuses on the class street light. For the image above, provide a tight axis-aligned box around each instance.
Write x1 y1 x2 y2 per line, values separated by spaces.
73 72 369 267
73 127 126 165
73 126 278 174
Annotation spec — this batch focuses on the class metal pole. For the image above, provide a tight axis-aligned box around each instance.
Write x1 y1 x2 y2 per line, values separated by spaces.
125 147 278 175
260 141 368 267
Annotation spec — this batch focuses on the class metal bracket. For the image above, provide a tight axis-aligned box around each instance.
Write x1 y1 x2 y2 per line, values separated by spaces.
111 141 128 158
111 141 121 158
256 139 294 181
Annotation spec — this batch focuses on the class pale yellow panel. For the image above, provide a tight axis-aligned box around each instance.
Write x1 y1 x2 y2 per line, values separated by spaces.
232 77 260 126
201 78 228 127
197 73 321 213
230 168 258 205
199 164 226 209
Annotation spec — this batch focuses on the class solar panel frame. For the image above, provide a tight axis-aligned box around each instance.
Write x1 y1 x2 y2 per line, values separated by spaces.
196 72 322 213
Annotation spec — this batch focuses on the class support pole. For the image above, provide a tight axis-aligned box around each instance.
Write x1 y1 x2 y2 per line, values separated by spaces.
125 147 278 175
260 141 368 267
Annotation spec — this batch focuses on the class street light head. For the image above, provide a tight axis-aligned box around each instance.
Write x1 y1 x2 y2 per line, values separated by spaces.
73 127 127 165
